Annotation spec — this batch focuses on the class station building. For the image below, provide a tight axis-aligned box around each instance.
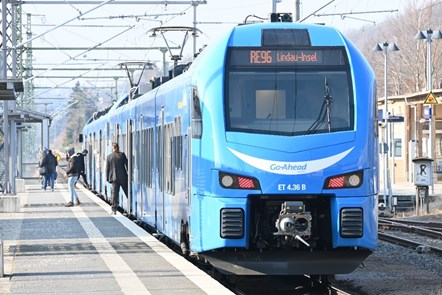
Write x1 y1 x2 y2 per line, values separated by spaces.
380 88 442 184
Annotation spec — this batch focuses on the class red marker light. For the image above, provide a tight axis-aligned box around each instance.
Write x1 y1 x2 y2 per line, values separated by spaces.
327 176 345 188
238 176 255 189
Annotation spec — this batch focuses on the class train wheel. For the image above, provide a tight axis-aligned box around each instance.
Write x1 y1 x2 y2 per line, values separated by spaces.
180 221 189 255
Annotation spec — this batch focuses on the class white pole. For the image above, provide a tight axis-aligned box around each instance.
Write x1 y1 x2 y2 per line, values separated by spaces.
381 45 388 207
391 110 395 185
383 43 393 210
193 3 197 58
427 30 435 193
272 0 277 13
293 0 301 21
0 240 3 277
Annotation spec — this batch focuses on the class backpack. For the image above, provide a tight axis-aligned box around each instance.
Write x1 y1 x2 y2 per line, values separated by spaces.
70 154 82 174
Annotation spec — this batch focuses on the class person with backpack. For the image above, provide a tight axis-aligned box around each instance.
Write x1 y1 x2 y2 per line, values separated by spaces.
74 149 90 189
64 147 81 207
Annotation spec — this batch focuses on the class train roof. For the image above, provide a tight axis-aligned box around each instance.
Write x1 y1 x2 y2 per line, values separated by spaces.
225 22 346 47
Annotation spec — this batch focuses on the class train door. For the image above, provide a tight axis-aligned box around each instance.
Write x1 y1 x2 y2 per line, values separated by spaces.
90 132 97 189
114 123 121 204
146 127 154 224
137 115 143 218
126 119 133 214
99 130 103 194
187 86 201 244
157 107 166 233
126 120 134 213
89 133 94 190
104 122 111 200
186 126 191 206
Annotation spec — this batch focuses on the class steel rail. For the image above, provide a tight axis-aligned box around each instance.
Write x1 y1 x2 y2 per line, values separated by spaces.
378 232 442 256
380 217 442 229
379 222 442 240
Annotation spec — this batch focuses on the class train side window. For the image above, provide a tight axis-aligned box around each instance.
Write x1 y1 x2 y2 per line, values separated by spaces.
141 127 150 189
174 116 183 170
115 123 120 144
192 87 203 139
166 122 176 195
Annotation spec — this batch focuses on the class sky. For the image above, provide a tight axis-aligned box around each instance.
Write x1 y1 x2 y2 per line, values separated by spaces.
24 0 407 53
19 0 413 111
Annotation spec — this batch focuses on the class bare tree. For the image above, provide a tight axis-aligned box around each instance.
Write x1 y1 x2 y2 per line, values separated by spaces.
349 0 442 97
60 81 99 147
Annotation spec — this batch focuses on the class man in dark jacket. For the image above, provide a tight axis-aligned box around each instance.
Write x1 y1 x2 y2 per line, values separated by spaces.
106 142 128 214
40 149 58 191
75 149 90 189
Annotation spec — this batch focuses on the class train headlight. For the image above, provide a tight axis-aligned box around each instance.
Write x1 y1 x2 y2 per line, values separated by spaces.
348 174 361 187
324 171 363 189
221 174 234 187
219 172 261 190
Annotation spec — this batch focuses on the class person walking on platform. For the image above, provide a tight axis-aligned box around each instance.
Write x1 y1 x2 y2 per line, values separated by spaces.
40 149 58 191
38 147 48 189
64 148 81 207
106 142 128 215
75 149 90 189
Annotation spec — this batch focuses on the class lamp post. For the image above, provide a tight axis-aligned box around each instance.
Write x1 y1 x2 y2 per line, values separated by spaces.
373 41 399 211
416 29 442 190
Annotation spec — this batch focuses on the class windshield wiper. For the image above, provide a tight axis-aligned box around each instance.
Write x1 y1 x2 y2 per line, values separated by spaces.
324 80 332 132
306 78 333 134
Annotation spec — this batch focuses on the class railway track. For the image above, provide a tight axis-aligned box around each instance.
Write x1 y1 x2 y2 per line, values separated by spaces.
379 218 442 239
380 217 442 232
378 217 442 257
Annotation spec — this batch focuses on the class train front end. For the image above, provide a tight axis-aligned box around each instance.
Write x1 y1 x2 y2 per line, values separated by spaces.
189 22 378 275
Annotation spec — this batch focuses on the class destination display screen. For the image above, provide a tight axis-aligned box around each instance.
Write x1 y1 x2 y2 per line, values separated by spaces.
228 48 347 67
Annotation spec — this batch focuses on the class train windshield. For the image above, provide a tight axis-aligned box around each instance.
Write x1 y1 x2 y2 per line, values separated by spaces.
225 47 354 136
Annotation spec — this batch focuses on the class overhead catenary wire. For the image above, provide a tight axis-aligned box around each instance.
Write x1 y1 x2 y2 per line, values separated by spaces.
28 62 110 100
16 0 116 48
23 1 204 89
341 15 376 25
26 25 135 84
313 9 398 18
78 11 185 21
63 0 82 15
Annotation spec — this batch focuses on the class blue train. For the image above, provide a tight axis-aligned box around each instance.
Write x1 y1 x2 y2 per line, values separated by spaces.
81 18 378 276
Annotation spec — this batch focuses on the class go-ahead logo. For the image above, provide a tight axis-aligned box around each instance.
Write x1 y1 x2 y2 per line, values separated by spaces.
270 163 307 171
228 147 353 175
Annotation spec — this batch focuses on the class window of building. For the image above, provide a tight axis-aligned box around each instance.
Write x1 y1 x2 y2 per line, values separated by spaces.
393 139 402 157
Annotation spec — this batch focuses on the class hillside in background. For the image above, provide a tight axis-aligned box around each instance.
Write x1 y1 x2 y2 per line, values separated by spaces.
346 0 442 98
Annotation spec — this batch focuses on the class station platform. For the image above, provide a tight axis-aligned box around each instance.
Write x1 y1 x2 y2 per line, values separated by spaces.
0 180 233 295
